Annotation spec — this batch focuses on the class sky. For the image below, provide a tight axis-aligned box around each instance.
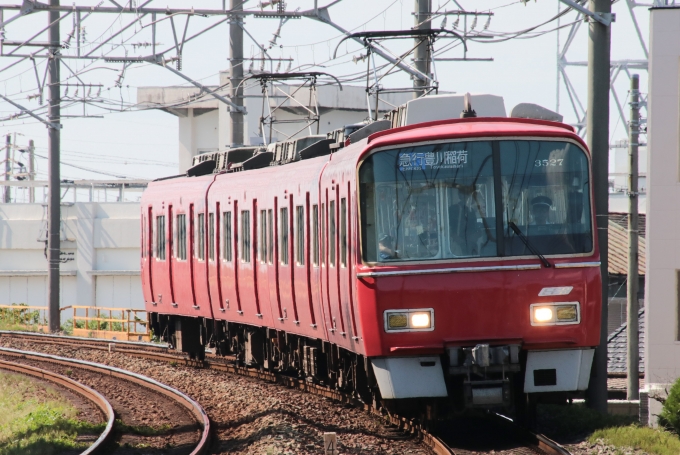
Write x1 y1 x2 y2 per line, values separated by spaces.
0 0 651 194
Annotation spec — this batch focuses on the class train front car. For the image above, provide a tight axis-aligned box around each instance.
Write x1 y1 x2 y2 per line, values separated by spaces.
354 118 601 415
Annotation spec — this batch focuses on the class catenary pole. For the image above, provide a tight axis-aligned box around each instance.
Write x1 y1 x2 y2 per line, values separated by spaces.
48 0 61 333
229 0 244 147
413 0 431 98
4 134 10 203
28 139 35 203
626 74 640 401
585 0 611 413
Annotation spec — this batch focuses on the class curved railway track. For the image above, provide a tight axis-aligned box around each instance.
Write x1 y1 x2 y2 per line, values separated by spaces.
0 331 572 455
0 341 210 455
0 358 115 455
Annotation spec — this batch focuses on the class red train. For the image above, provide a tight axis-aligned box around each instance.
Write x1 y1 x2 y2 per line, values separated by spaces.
141 110 601 417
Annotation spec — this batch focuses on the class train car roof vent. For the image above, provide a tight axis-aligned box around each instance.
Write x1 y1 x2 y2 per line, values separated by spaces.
186 159 216 177
347 120 391 144
510 103 563 122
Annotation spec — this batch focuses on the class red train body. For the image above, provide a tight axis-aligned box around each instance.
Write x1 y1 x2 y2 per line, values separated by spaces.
142 117 601 414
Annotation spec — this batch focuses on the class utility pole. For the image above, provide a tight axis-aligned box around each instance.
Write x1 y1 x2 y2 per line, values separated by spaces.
28 139 35 204
627 74 640 401
4 135 10 203
48 0 61 333
585 0 611 414
413 0 431 98
229 0 244 147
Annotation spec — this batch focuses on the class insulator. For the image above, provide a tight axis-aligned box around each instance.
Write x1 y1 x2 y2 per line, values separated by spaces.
484 16 491 30
440 16 447 29
470 15 477 30
453 15 459 29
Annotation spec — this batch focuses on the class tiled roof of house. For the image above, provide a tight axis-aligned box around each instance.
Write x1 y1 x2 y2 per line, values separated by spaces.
608 218 646 276
607 308 645 374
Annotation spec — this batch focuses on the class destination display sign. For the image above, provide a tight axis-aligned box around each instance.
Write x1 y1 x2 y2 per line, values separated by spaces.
398 150 468 171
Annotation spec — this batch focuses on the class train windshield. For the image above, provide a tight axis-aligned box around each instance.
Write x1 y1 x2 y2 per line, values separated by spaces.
359 139 592 263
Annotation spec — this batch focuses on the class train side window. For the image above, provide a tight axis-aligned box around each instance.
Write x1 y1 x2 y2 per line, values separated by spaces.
241 210 251 263
280 207 289 265
267 209 273 264
197 213 205 261
321 203 325 266
329 200 336 266
340 198 347 267
141 216 145 258
296 206 304 266
176 214 187 260
223 211 232 262
208 213 215 261
156 215 166 260
312 204 319 266
260 209 267 263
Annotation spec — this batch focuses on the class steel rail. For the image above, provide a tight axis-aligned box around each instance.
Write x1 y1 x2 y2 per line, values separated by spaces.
0 332 572 454
0 358 115 455
0 346 210 455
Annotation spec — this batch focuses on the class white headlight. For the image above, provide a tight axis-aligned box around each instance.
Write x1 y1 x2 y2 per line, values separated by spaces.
533 307 554 323
530 302 580 326
410 312 431 328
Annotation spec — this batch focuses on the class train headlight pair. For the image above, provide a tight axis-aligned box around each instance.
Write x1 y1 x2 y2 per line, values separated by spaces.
530 302 580 326
384 309 434 332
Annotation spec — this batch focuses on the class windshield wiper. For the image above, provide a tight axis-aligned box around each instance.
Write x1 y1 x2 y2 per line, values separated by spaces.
508 222 551 268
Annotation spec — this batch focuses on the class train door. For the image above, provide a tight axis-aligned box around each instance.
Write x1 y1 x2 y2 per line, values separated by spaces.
269 198 284 329
191 205 210 313
293 192 317 330
338 182 359 342
171 207 192 312
276 196 298 325
218 204 239 316
207 205 224 315
150 206 170 307
142 207 154 305
326 186 347 337
257 204 274 327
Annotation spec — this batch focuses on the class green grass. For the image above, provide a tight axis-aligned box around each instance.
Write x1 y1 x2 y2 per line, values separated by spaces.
590 425 680 455
0 372 104 455
537 403 638 442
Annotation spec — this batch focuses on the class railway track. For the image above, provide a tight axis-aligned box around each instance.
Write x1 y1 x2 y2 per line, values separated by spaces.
0 331 571 455
0 341 209 455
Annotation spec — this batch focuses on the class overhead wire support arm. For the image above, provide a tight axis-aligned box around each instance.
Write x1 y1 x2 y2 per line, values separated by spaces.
0 93 60 129
558 0 615 25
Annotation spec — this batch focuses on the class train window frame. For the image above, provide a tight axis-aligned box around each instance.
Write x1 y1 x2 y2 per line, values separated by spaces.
267 209 274 264
329 200 336 267
223 211 233 262
356 136 595 265
260 209 267 263
208 212 215 262
156 215 166 261
176 213 187 261
241 210 251 263
312 204 319 266
280 207 289 265
340 198 347 267
296 205 305 266
196 213 205 261
321 202 326 266
141 215 145 258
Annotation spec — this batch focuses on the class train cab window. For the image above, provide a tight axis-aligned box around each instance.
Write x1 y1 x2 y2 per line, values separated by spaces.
296 206 304 266
499 140 593 256
267 209 274 264
223 211 232 262
359 142 495 262
312 204 319 266
329 201 336 266
208 213 215 261
197 213 205 260
156 215 166 260
176 214 187 260
260 209 268 263
280 207 289 265
241 210 251 263
340 198 347 267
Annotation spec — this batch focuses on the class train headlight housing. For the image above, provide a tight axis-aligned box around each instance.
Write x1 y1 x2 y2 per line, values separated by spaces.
384 309 434 332
530 302 580 326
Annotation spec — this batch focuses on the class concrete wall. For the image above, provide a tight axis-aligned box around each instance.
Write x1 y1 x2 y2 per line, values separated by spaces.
0 202 142 320
645 7 680 425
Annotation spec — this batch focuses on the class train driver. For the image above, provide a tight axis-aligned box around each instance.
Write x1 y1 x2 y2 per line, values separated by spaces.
530 195 553 226
378 234 398 260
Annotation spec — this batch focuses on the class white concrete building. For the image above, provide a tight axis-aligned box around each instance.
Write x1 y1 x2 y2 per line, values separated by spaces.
138 71 414 173
644 6 680 424
0 202 142 319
